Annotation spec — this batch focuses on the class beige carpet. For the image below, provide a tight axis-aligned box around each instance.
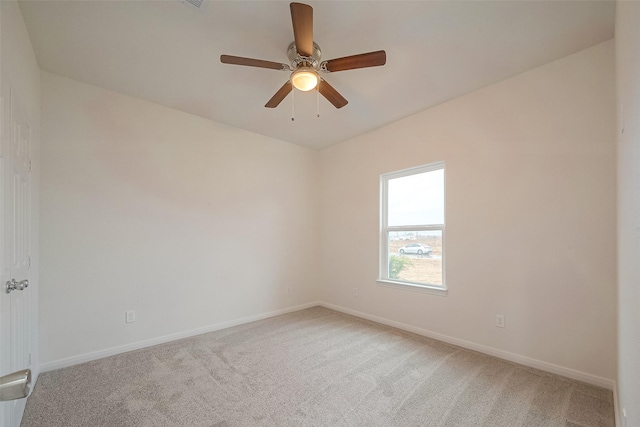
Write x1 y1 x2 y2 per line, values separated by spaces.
22 307 614 426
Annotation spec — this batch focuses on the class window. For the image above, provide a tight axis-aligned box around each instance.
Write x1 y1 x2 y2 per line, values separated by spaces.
379 162 445 291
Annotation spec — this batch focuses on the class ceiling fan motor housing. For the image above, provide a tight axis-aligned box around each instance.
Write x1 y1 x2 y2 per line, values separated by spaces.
287 41 322 70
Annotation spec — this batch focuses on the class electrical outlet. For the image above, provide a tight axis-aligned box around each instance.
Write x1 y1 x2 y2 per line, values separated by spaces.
495 314 505 328
125 310 136 323
353 288 358 296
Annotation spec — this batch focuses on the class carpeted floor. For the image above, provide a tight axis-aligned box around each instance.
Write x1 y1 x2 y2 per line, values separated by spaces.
21 307 614 426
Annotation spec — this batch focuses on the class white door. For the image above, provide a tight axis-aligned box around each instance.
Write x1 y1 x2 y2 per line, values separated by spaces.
0 85 32 427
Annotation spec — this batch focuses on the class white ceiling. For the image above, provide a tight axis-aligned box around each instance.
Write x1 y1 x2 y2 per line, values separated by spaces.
19 0 615 150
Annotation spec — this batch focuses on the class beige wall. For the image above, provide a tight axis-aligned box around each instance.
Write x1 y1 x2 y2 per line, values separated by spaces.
38 32 617 392
616 1 640 424
320 41 616 384
39 72 320 367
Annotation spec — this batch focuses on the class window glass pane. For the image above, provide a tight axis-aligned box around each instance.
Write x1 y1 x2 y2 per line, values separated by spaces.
388 169 444 226
388 230 443 286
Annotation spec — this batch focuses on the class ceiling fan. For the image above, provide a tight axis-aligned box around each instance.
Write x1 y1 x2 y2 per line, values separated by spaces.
220 2 386 110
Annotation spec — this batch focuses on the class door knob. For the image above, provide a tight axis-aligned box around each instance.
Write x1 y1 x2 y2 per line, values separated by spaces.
0 369 31 401
5 279 28 294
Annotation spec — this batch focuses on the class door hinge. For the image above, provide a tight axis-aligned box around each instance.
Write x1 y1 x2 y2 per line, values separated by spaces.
27 256 31 269
29 159 32 172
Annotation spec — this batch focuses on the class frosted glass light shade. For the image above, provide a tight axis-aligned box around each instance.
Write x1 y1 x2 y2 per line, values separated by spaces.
291 67 318 91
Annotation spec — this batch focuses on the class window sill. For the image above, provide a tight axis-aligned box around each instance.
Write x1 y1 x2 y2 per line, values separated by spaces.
376 279 448 296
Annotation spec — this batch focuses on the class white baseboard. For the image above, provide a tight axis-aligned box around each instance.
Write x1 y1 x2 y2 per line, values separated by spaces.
40 300 616 395
319 302 616 391
39 301 321 372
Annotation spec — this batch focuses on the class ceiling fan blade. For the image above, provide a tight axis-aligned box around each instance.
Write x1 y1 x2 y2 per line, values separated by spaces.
290 2 313 57
323 50 387 73
265 81 293 108
318 79 348 109
220 55 288 71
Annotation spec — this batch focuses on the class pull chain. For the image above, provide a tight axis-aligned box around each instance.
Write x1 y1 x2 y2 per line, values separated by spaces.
316 86 320 118
291 87 295 122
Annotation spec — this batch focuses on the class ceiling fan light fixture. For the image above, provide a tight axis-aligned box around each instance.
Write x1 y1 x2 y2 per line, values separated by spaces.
291 67 318 91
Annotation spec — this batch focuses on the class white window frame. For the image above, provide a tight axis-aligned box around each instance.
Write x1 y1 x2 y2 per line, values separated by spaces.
378 162 446 295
